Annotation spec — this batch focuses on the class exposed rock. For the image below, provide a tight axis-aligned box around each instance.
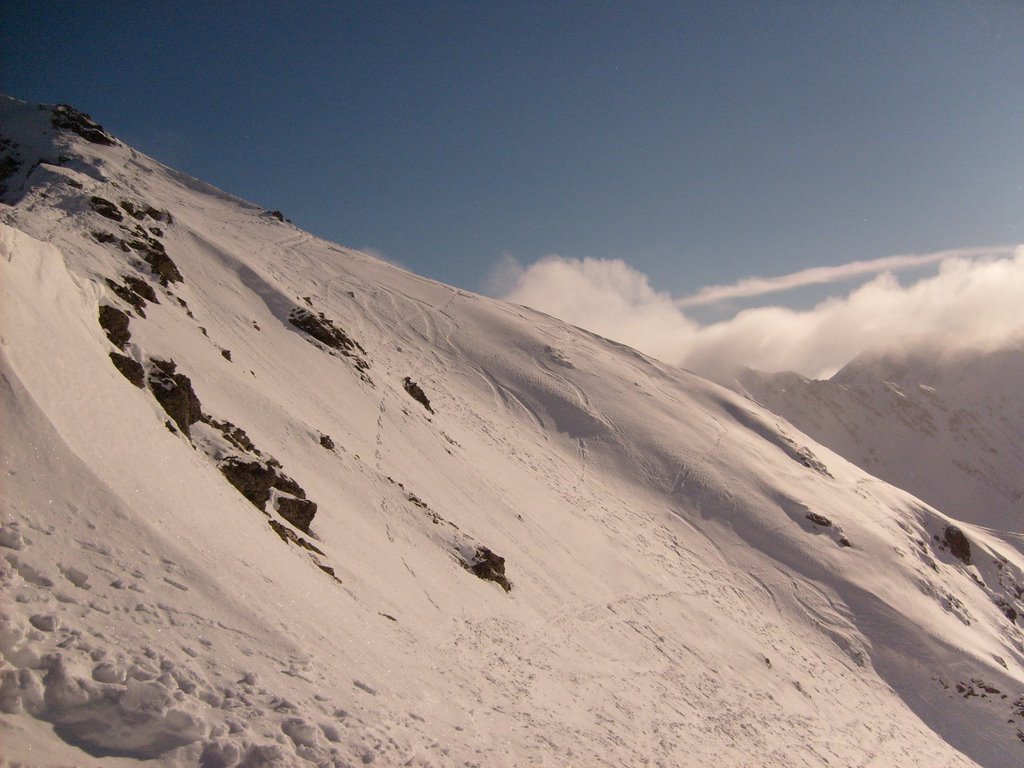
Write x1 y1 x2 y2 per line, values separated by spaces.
806 512 832 527
147 358 203 436
120 200 173 224
51 104 116 146
108 353 145 388
268 520 325 556
276 497 318 533
995 597 1018 624
91 230 118 245
125 234 182 285
98 305 131 349
89 196 123 222
287 307 369 372
218 458 279 508
318 433 335 450
796 447 832 477
123 275 158 304
944 525 972 564
402 377 434 414
120 200 147 220
202 417 260 454
105 276 153 317
463 547 511 592
218 458 311 529
221 349 232 362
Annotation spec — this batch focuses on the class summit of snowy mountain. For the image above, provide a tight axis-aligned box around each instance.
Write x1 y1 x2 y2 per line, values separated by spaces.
3 95 1024 767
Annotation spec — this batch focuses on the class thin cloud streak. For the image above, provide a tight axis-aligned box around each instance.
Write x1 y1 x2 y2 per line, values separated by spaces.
676 246 1017 307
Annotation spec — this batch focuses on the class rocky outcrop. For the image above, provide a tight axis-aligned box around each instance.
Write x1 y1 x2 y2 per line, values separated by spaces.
287 306 369 375
147 358 203 437
108 353 144 388
52 104 116 146
402 377 434 414
944 525 972 564
105 275 156 317
89 196 123 222
463 547 511 592
275 497 318 533
217 458 316 533
91 202 182 286
98 305 131 350
119 199 172 224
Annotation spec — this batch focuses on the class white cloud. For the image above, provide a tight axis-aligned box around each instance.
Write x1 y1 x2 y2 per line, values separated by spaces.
498 246 1024 382
498 256 699 365
676 246 1017 307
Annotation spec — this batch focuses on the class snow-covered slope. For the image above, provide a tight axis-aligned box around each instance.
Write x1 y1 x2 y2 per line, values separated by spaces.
734 346 1024 547
3 96 1024 767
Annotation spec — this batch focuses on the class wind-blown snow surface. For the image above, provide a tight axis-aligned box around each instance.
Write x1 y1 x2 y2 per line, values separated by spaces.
2 96 1024 767
734 347 1024 549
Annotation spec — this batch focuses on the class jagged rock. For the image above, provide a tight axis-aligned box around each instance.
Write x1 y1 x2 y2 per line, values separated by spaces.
120 200 147 220
108 353 144 388
287 307 369 371
105 275 155 317
402 377 434 413
995 597 1018 624
464 547 511 592
267 519 325 555
797 447 832 477
123 275 158 303
89 196 123 222
218 458 278 508
147 358 203 436
944 525 972 564
221 349 232 361
98 305 131 349
276 497 318 533
125 234 182 285
120 200 173 224
806 512 832 527
218 458 310 525
318 433 335 450
51 104 116 146
92 230 118 245
202 417 259 454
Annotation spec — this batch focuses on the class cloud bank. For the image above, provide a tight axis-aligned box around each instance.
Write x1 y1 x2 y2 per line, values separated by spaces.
497 246 1024 382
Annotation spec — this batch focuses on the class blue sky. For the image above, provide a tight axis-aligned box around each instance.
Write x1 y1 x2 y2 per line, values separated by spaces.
3 2 1022 327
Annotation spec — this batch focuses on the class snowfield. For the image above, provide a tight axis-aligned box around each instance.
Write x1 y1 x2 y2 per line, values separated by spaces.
2 95 1024 767
733 344 1024 550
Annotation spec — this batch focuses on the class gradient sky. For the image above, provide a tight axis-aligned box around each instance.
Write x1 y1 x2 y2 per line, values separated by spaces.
3 1 1022 300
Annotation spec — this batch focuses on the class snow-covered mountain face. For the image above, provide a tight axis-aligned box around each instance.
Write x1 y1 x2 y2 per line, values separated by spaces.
734 345 1024 549
2 95 1024 768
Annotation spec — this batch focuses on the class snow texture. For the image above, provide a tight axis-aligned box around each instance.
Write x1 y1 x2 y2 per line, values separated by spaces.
2 94 1024 767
